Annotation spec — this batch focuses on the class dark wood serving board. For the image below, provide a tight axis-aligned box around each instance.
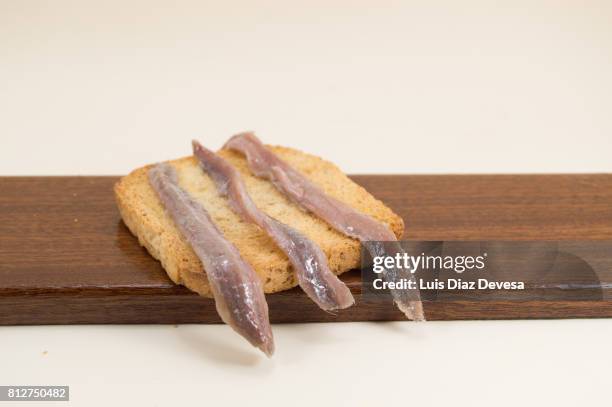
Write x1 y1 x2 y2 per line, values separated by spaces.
1 174 611 325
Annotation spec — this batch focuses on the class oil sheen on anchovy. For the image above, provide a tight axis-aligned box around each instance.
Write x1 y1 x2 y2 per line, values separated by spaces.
192 141 354 311
148 163 275 356
224 132 425 321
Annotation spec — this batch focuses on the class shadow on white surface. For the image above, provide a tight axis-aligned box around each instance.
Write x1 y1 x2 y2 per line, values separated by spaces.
273 322 337 344
362 320 429 337
174 324 270 366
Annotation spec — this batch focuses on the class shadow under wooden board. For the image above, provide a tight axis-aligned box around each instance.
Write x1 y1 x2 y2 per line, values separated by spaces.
0 174 611 325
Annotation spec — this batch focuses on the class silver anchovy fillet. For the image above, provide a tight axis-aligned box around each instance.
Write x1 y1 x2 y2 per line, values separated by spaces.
192 140 354 311
224 132 425 321
148 163 275 355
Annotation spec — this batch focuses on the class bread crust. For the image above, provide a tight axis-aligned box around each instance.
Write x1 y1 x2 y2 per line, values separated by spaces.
114 146 404 297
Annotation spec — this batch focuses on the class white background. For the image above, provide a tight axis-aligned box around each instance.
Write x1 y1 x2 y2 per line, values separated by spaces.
1 1 611 406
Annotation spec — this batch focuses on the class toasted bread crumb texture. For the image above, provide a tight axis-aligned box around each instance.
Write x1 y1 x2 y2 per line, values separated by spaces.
114 146 404 297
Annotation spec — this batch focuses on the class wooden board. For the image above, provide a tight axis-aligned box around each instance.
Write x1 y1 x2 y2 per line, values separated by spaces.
1 174 611 324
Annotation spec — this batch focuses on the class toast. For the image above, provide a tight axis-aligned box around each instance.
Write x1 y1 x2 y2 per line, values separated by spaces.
114 146 404 297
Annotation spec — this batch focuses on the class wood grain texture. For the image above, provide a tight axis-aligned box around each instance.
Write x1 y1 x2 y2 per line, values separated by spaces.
0 174 611 324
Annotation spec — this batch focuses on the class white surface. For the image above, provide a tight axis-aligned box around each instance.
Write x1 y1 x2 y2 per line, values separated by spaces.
1 0 612 175
0 320 610 407
1 1 611 406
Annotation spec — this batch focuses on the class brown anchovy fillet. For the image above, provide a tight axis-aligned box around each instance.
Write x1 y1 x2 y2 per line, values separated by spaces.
148 163 275 356
224 133 425 321
192 140 354 311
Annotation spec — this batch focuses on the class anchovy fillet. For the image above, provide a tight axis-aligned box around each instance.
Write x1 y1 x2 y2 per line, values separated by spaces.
148 163 274 355
192 141 354 311
224 133 425 321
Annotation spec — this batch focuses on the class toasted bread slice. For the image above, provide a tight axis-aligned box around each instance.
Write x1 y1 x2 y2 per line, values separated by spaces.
114 146 404 297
